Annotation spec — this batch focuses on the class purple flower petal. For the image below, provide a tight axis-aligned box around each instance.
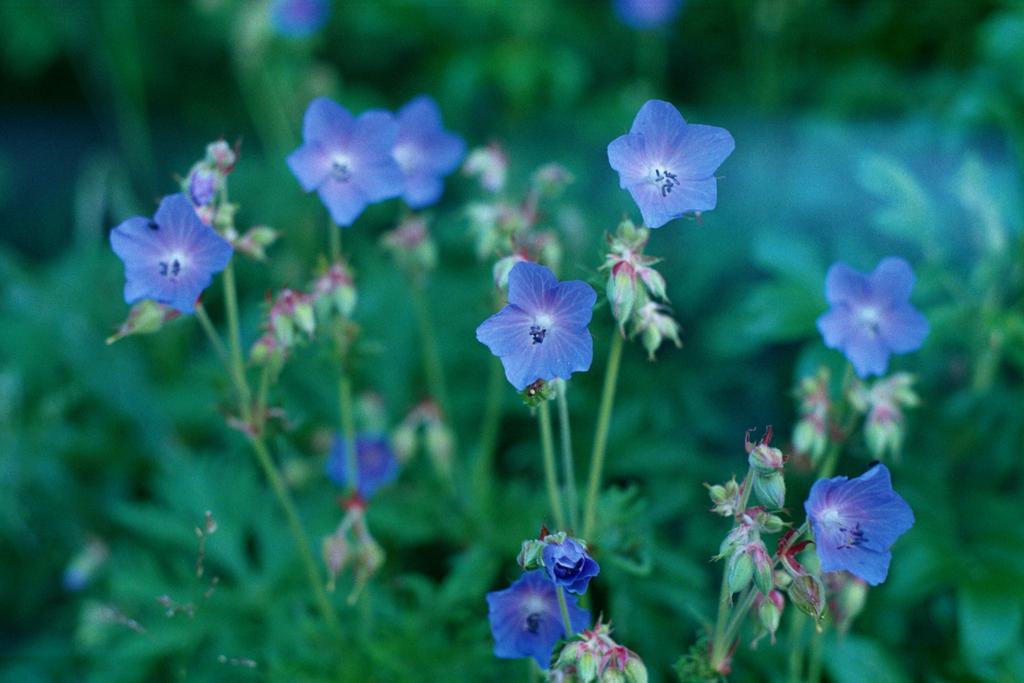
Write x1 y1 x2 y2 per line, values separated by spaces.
880 303 930 353
326 433 399 498
303 97 354 144
869 257 915 305
393 95 466 209
825 262 871 305
287 142 332 192
317 178 368 227
507 261 559 312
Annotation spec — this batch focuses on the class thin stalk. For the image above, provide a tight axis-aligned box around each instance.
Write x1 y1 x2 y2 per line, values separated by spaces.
194 303 228 365
556 586 574 636
329 219 341 262
582 332 625 539
818 363 857 479
786 611 807 683
710 469 755 669
472 356 504 515
222 261 252 417
338 371 359 495
254 363 271 435
807 625 824 683
556 381 579 531
410 283 452 425
538 400 567 530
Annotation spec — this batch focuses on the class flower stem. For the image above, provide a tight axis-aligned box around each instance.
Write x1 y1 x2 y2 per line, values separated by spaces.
819 363 857 479
219 266 337 630
410 282 453 432
807 624 824 683
472 356 504 516
556 381 579 531
710 469 755 671
538 400 567 530
556 585 574 637
786 611 807 683
338 370 359 496
582 331 624 539
194 302 228 366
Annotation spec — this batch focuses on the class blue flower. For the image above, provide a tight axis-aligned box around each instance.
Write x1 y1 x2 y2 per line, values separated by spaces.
614 0 684 29
109 194 233 314
804 464 914 586
607 99 734 229
393 95 466 209
542 538 599 595
270 0 330 38
187 166 217 208
816 257 929 378
486 570 591 669
287 97 403 226
476 262 596 391
326 433 399 499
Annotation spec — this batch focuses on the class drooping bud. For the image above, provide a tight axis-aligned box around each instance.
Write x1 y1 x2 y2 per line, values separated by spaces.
390 420 417 463
530 162 574 198
205 139 237 174
752 472 786 510
232 225 279 261
705 476 742 517
106 300 181 344
857 373 919 461
269 289 315 347
749 542 774 595
550 620 645 683
311 260 357 320
787 574 826 623
425 419 454 480
756 590 784 645
186 164 219 207
249 332 286 374
746 428 787 509
381 215 438 277
634 302 682 360
726 546 755 594
607 261 638 330
792 368 831 463
493 252 527 290
754 509 786 534
463 143 508 193
717 523 752 560
825 571 869 634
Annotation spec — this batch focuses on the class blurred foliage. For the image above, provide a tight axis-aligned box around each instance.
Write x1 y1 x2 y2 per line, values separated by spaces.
2 0 1024 681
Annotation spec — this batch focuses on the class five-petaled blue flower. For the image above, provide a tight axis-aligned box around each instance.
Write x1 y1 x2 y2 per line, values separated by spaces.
109 193 233 314
542 537 599 595
607 99 734 229
816 257 929 378
476 262 596 391
287 97 403 226
486 570 591 669
393 95 466 209
326 433 399 499
270 0 330 38
614 0 684 29
804 463 914 586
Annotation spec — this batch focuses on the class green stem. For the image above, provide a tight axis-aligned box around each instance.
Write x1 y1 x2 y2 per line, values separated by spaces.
411 283 452 427
538 400 567 530
582 332 625 539
222 261 252 418
472 356 504 516
710 469 755 670
339 371 359 496
255 363 271 435
786 611 807 683
807 625 824 683
818 363 857 479
556 381 579 531
556 586 574 636
328 219 341 262
194 303 228 366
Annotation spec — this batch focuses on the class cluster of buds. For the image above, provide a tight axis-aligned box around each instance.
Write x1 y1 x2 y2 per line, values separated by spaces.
463 143 508 194
551 620 648 683
750 590 785 646
269 289 315 348
715 506 783 599
600 220 680 359
746 427 787 510
390 400 454 479
850 373 919 461
322 498 384 605
705 476 742 517
311 260 358 321
381 215 438 279
791 368 831 464
105 300 181 345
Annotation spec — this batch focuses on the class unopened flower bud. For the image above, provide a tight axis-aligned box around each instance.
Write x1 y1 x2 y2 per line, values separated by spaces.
726 546 755 594
602 669 625 683
706 477 742 517
493 253 526 290
757 590 784 643
718 524 751 559
788 574 826 622
826 572 869 634
312 261 357 320
749 542 774 595
516 538 546 571
186 164 219 207
637 266 667 302
530 162 574 197
752 472 786 510
792 416 828 463
390 421 417 463
748 443 785 473
755 510 785 534
634 302 682 360
607 262 638 329
463 143 507 193
232 225 279 261
425 420 454 479
106 300 180 344
205 139 237 174
578 651 599 682
623 657 648 683
382 216 438 275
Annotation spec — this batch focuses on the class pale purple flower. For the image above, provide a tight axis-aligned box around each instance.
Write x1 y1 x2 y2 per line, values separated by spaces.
542 538 599 594
607 99 734 228
614 0 684 29
805 464 914 586
476 262 596 391
326 433 399 499
110 194 233 314
287 97 403 226
270 0 329 38
816 257 929 378
393 95 466 209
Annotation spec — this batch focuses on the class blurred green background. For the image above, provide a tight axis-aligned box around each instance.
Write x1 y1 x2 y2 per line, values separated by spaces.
2 0 1023 681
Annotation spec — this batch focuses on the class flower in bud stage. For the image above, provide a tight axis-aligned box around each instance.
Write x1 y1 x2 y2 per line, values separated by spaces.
476 262 596 391
392 95 465 209
110 194 233 314
717 521 751 560
312 261 357 320
287 97 402 226
326 433 399 499
493 253 528 290
857 373 919 461
542 536 600 595
825 571 869 634
530 163 574 198
749 541 774 595
517 538 547 571
382 216 438 275
726 546 755 594
752 472 786 510
607 100 735 228
817 257 929 378
705 477 741 517
232 225 279 261
634 302 682 360
464 143 508 193
746 430 787 509
752 590 785 646
106 299 181 344
486 570 591 669
787 573 826 623
805 464 914 585
390 420 417 463
249 333 286 375
269 289 315 347
425 419 454 479
551 620 646 683
792 368 831 462
270 0 330 38
186 164 219 208
205 140 237 174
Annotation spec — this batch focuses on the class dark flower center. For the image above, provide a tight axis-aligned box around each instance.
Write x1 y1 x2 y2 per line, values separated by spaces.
147 220 160 231
525 612 541 634
553 557 584 579
159 258 182 279
331 159 352 182
529 325 547 345
654 168 680 197
837 522 866 549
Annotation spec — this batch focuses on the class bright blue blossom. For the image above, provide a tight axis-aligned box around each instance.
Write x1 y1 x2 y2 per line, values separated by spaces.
326 433 399 499
804 464 914 586
542 537 599 595
287 97 403 226
486 570 591 669
476 262 596 391
393 95 466 209
270 0 330 38
109 194 233 314
614 0 684 29
816 257 929 378
607 99 734 229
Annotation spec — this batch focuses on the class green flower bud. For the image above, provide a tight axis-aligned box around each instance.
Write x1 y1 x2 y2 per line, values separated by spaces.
727 547 755 594
106 299 180 344
624 658 648 683
578 651 599 682
753 472 786 509
788 574 826 622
